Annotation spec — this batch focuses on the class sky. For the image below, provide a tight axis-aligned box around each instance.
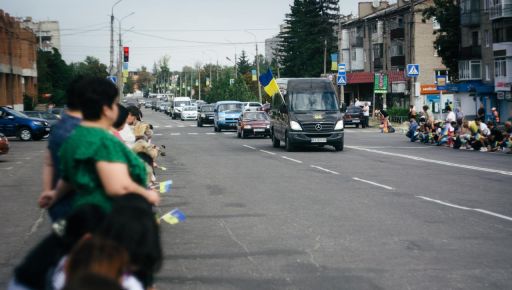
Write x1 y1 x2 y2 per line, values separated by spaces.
2 0 361 71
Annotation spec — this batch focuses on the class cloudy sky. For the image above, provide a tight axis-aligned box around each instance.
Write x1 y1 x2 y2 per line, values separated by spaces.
2 0 363 71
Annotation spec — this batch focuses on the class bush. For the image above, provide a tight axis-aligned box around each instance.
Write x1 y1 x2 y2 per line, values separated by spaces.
386 107 408 117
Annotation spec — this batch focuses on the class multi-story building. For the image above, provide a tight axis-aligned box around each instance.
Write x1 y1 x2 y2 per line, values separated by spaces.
0 10 38 110
339 0 447 114
20 17 61 52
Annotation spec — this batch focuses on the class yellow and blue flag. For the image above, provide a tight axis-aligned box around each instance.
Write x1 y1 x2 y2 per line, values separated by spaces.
331 53 338 71
259 69 280 96
160 208 186 225
159 180 173 194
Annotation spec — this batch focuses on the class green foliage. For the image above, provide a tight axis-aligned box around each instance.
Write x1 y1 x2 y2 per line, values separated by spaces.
68 56 108 79
386 107 408 117
124 76 135 94
36 48 72 106
278 0 339 77
205 70 256 103
237 50 251 76
422 0 460 80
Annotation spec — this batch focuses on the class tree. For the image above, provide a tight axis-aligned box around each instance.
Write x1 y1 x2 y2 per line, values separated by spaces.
277 0 338 77
136 66 154 94
37 48 72 106
68 56 108 79
422 0 460 80
237 50 251 76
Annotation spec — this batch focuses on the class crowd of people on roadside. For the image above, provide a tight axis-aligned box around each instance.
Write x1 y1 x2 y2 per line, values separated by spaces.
406 103 512 153
8 76 165 290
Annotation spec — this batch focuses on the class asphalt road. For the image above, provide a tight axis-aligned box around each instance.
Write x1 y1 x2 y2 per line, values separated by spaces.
1 106 511 289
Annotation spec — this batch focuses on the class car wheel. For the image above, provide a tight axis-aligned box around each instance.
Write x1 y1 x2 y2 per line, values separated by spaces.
356 124 360 128
198 121 203 127
285 132 294 152
218 127 222 132
272 131 280 148
18 127 32 141
241 130 246 139
334 141 344 151
237 131 241 138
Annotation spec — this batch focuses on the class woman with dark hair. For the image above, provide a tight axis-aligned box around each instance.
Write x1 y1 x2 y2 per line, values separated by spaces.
38 77 159 214
112 104 129 142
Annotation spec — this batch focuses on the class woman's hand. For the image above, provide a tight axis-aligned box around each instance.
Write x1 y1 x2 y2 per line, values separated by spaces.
145 188 160 205
38 190 57 208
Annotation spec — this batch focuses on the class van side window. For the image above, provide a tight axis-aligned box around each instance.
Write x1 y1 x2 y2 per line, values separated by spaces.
272 92 283 109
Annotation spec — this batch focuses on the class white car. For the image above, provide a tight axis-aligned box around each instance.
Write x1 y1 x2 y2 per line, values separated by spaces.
243 102 262 112
180 106 198 121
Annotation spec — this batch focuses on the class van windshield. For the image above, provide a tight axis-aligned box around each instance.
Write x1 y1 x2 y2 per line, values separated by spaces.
290 92 338 112
175 101 190 107
218 103 243 112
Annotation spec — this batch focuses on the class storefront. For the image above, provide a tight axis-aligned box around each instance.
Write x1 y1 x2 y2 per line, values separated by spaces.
418 84 454 118
446 81 495 120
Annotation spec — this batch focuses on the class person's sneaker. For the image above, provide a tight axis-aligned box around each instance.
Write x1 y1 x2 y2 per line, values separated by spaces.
480 147 488 152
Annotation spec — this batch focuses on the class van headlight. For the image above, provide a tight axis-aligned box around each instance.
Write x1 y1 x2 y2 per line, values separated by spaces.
290 121 302 131
335 120 344 130
201 113 206 118
219 115 225 121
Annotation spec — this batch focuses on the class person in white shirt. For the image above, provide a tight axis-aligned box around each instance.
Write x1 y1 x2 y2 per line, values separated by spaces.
362 102 370 128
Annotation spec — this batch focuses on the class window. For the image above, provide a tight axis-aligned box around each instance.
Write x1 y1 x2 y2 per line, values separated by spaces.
372 43 383 59
391 41 404 56
472 31 480 46
485 64 490 81
495 58 507 77
459 60 482 80
397 17 404 28
351 49 357 61
485 30 490 47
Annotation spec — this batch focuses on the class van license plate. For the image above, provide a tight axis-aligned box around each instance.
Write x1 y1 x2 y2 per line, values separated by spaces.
311 138 326 143
254 129 265 132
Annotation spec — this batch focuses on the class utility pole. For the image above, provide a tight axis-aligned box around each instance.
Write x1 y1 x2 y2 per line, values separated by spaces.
109 0 122 75
323 39 327 75
198 67 201 100
117 21 123 99
255 43 262 104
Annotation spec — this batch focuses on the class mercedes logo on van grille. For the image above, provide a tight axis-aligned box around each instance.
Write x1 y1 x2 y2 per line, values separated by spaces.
315 124 322 131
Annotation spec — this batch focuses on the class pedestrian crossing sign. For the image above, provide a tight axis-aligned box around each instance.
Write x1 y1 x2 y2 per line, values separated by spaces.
337 74 346 85
407 64 420 77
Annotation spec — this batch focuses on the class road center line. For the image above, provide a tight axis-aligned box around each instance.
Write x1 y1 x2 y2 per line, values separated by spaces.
347 146 512 176
417 196 512 222
243 145 256 150
281 156 303 163
0 167 13 170
352 177 394 190
170 133 181 136
154 133 163 136
310 165 339 175
260 150 276 155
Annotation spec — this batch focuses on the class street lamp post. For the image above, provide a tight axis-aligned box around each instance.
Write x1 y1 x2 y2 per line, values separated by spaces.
246 30 262 104
109 0 122 75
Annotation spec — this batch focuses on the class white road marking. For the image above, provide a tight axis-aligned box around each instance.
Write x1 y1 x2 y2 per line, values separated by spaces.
189 125 195 127
310 165 339 175
353 146 431 149
0 167 13 170
281 156 303 164
223 132 234 135
188 133 198 135
417 196 512 222
352 177 394 190
347 146 512 176
165 125 173 128
170 133 181 136
153 125 160 128
243 145 256 150
154 133 163 136
260 150 276 155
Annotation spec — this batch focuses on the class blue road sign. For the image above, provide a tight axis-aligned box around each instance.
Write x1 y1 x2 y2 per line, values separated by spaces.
337 63 347 85
107 76 117 84
407 64 420 77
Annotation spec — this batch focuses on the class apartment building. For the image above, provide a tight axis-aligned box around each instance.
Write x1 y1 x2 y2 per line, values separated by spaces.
431 0 511 121
339 0 446 112
20 17 61 52
0 10 38 110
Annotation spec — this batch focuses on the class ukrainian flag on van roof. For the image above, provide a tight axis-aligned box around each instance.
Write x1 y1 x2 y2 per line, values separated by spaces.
259 69 280 96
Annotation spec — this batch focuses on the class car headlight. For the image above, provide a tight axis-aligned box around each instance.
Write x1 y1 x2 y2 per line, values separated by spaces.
33 121 43 126
290 121 302 131
335 120 344 130
266 125 270 129
219 116 225 121
201 113 206 118
244 125 252 129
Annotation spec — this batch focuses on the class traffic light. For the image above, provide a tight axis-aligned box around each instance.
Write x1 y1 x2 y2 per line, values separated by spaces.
123 47 129 62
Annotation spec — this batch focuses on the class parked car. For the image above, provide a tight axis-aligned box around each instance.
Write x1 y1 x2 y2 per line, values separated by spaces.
0 106 51 141
23 111 61 127
343 106 363 128
237 111 271 138
181 106 198 121
0 133 9 155
144 102 152 108
197 104 215 127
242 102 262 112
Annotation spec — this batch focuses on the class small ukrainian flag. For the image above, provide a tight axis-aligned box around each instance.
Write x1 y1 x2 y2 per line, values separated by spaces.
160 208 186 225
159 180 173 194
259 69 280 96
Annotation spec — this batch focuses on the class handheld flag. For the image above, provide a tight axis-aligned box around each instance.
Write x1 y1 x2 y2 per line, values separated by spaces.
159 180 173 194
259 69 280 96
160 208 186 225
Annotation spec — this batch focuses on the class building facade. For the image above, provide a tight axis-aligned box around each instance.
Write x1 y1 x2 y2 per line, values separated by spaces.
339 0 447 115
20 17 61 52
0 10 38 110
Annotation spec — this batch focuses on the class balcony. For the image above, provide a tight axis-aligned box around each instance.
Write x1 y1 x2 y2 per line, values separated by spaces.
461 11 480 26
391 55 405 67
350 36 363 47
460 45 482 59
390 28 405 39
490 0 512 20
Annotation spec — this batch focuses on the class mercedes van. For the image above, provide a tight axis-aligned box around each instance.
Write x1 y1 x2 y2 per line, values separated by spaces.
269 78 344 151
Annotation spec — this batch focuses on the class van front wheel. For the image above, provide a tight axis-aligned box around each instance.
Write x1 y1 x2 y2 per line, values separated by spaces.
272 131 280 148
285 133 294 152
334 141 344 151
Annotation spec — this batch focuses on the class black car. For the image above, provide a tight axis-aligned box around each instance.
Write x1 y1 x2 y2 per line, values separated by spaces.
197 104 215 127
343 106 363 128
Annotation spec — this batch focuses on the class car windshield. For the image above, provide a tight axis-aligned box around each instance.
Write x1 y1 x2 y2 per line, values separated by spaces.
244 112 269 120
290 92 338 111
347 107 362 113
183 107 195 111
4 108 28 118
201 106 214 112
218 103 243 113
175 101 190 107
